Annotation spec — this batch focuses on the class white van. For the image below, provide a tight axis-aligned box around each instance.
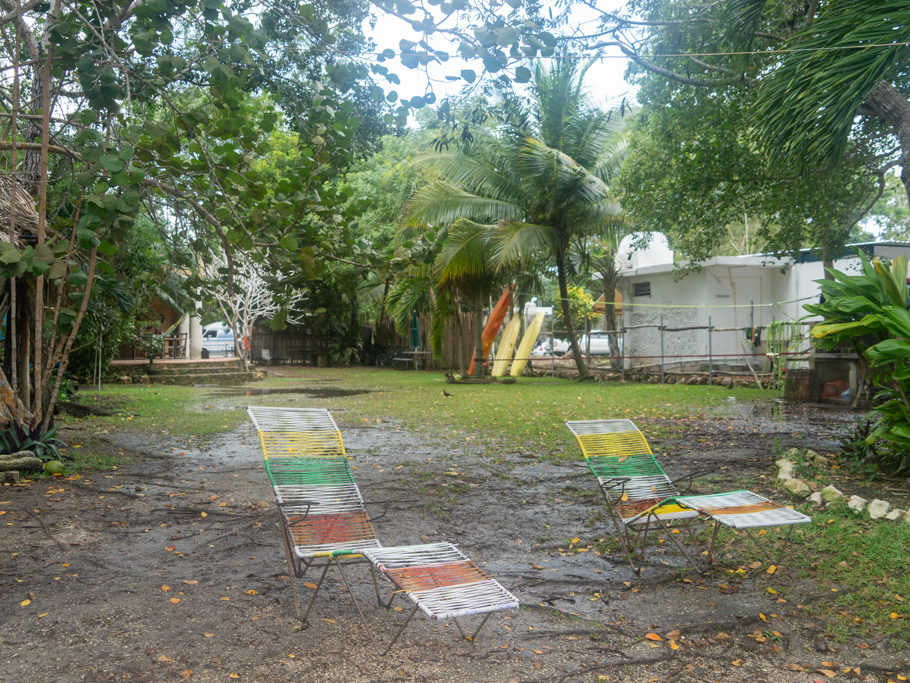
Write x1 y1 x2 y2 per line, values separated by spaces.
201 323 235 357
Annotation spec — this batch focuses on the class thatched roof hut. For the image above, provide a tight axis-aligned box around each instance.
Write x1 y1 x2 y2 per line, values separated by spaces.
0 175 39 247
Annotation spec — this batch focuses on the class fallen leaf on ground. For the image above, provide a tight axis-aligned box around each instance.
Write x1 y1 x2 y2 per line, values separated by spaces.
169 597 180 604
157 655 174 662
161 585 171 592
183 579 198 586
816 669 836 678
644 632 662 641
181 670 193 679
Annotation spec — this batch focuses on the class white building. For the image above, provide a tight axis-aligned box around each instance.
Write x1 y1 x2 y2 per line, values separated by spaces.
615 234 910 372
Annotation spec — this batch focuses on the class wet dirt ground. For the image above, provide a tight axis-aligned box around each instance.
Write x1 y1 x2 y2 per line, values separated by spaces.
1 386 908 682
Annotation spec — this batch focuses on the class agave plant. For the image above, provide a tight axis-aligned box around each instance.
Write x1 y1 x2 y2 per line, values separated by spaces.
0 422 65 463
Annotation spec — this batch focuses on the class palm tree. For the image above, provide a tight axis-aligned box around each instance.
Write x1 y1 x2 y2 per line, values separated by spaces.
405 57 624 378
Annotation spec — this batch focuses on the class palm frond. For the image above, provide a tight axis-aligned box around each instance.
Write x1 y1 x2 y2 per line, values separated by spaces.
404 179 525 228
754 1 910 171
493 219 555 266
436 218 497 285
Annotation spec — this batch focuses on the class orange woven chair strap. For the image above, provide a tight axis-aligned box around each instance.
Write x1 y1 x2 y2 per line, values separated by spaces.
385 560 490 592
697 501 781 516
285 510 376 546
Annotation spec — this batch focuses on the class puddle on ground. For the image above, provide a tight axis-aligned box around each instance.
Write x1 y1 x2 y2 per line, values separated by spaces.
208 386 372 398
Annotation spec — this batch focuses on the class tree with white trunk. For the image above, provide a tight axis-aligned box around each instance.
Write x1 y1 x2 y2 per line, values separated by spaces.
200 253 306 371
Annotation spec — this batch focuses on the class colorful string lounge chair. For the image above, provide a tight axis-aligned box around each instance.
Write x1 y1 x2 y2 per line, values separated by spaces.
362 543 520 655
566 419 811 573
248 406 383 622
248 406 519 652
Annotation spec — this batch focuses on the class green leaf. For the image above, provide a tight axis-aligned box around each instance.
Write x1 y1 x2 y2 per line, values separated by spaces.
514 66 532 83
279 235 298 251
460 69 476 83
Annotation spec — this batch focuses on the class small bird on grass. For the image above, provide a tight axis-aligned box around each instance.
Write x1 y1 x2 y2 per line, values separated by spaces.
443 389 453 397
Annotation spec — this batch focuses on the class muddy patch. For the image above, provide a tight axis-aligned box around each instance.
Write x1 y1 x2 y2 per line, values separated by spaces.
209 385 372 398
1 402 908 682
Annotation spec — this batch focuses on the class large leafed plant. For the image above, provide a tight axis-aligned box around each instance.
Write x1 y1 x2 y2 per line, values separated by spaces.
805 253 910 474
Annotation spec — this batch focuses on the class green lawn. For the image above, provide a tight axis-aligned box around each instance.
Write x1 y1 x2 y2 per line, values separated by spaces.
248 368 776 457
60 368 908 647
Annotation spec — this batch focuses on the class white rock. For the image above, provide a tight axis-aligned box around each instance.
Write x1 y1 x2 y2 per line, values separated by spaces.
867 499 891 520
904 510 910 526
776 459 794 479
783 477 811 498
820 485 844 503
847 495 868 514
885 509 904 522
785 448 801 459
808 492 823 507
805 449 820 461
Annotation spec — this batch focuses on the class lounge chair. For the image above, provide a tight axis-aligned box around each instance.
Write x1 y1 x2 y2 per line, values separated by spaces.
248 406 519 652
566 418 811 572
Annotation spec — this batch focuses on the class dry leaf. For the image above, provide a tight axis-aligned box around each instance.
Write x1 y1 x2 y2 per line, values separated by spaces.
203 632 215 638
158 655 174 662
37 612 48 618
229 674 239 679
181 670 193 679
732 659 742 666
200 512 207 518
170 597 181 604
183 579 198 586
766 565 777 575
19 599 31 607
782 663 805 671
165 546 176 552
759 613 768 622
323 618 336 624
303 582 318 590
669 640 680 650
665 629 681 640
243 590 256 595
161 585 171 592
644 632 662 641
816 669 837 678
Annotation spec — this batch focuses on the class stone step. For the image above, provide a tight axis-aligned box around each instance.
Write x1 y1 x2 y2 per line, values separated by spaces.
115 370 262 385
114 361 244 375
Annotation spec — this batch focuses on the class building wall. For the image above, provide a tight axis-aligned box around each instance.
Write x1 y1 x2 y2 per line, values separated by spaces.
617 241 910 373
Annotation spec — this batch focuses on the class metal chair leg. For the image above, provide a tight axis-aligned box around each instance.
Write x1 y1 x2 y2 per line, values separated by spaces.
302 561 332 623
379 604 419 657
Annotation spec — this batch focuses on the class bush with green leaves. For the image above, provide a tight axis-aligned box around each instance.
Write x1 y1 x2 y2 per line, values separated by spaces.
805 253 910 475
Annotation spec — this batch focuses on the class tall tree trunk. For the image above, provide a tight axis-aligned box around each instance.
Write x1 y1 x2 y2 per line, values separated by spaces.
471 290 484 378
862 80 910 207
453 304 466 374
556 244 589 379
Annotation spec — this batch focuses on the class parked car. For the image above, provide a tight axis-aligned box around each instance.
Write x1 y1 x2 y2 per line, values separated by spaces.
201 323 235 357
532 337 570 356
578 330 614 355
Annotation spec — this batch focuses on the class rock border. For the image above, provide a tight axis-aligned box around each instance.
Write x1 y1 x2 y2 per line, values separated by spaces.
776 448 910 525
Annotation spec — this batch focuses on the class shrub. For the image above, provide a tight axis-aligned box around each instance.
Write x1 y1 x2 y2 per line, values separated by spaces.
805 253 910 475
